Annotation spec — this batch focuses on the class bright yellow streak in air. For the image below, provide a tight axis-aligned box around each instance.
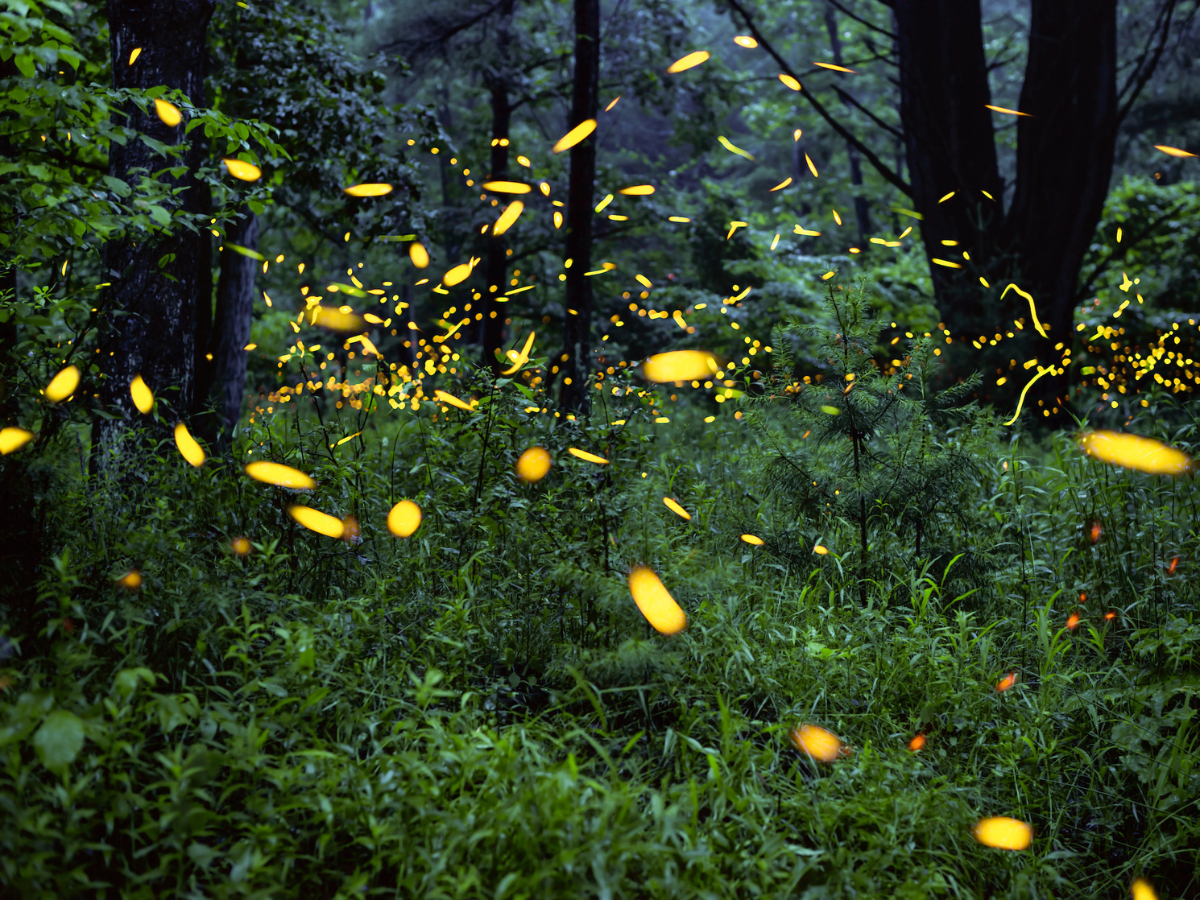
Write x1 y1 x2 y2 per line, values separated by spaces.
643 350 719 382
130 375 153 413
973 817 1032 850
515 447 552 483
154 99 181 127
245 461 316 490
790 724 843 761
663 497 691 520
288 505 344 539
568 448 608 465
174 422 205 467
0 427 34 455
1000 284 1049 338
552 120 597 153
387 500 422 537
667 50 710 73
493 201 524 236
44 365 80 403
224 159 262 182
628 565 687 634
1080 431 1192 476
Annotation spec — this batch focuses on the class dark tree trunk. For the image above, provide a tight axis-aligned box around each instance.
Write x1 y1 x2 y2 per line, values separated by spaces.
195 208 258 449
96 0 214 466
894 0 1003 341
1003 0 1118 418
482 79 512 374
559 0 600 412
823 4 872 243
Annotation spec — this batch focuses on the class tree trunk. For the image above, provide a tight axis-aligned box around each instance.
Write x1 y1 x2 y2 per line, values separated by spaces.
893 0 1003 342
1003 0 1118 418
823 4 872 243
482 79 512 374
96 0 214 467
559 0 600 412
195 208 258 449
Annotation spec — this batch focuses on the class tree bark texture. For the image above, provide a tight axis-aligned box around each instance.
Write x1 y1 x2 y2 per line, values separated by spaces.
97 0 214 464
559 0 600 413
195 208 257 448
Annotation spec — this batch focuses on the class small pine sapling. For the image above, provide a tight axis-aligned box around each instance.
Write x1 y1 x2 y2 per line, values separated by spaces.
746 275 1000 604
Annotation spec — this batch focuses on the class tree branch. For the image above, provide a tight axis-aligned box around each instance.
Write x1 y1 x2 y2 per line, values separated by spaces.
826 0 896 40
725 0 911 197
830 85 904 140
1115 0 1178 129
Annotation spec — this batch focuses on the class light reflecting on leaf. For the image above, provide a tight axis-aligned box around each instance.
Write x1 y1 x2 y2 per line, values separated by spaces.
154 98 181 127
790 724 843 762
1080 431 1192 476
628 565 686 635
568 448 608 465
173 423 205 467
973 817 1032 850
663 497 691 520
666 50 710 73
288 505 345 539
643 350 720 383
0 427 34 455
551 120 597 153
44 365 80 403
223 158 262 182
410 242 430 268
493 201 524 236
515 447 552 483
387 500 422 538
130 375 153 414
245 461 316 490
741 534 764 546
344 183 393 197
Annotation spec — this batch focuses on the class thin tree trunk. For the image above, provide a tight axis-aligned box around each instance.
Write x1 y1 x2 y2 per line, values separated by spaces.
97 0 214 467
195 208 258 448
559 0 600 412
823 4 872 243
1003 0 1118 419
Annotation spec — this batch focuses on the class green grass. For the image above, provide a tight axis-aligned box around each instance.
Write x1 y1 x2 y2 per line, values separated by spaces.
1 377 1198 898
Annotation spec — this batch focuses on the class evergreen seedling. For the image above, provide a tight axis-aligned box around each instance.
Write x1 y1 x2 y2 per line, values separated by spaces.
747 275 1001 604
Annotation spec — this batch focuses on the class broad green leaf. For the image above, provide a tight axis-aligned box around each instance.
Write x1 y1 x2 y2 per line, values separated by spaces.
32 709 85 772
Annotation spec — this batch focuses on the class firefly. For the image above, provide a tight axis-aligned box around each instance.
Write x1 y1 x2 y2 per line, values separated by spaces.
997 672 1018 692
1088 520 1103 544
515 447 552 483
230 537 252 557
908 734 926 751
790 724 845 762
1167 556 1179 575
973 817 1032 850
117 570 142 591
387 500 422 538
1066 613 1080 630
628 565 687 635
663 497 691 521
666 50 710 74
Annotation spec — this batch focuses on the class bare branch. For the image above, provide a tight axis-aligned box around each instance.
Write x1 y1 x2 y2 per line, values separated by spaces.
826 0 896 40
1115 0 1178 129
830 85 904 140
726 0 911 197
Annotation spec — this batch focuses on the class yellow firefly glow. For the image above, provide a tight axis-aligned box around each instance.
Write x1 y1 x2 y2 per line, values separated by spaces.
500 330 536 375
128 47 141 65
1080 431 1192 476
311 306 365 332
805 154 819 177
628 565 687 635
443 262 474 286
733 35 758 48
985 104 1033 117
643 350 719 382
44 365 80 403
973 817 1032 850
1002 367 1052 426
230 537 252 557
663 497 691 520
434 389 475 412
117 570 142 590
387 500 422 538
223 158 262 182
769 177 793 192
245 461 316 490
173 422 205 467
344 183 393 197
0 427 34 455
1152 145 1195 158
741 534 764 546
492 201 525 236
813 61 855 73
481 180 531 194
667 50 710 73
813 544 829 555
568 448 608 465
154 98 181 127
552 120 597 153
288 505 345 539
409 242 430 268
779 74 802 91
999 284 1049 337
618 184 655 195
515 447 552 483
718 135 756 161
790 724 843 762
1131 879 1158 900
130 375 153 414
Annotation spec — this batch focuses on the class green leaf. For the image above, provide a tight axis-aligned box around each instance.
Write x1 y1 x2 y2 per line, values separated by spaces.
32 709 85 772
148 205 171 226
114 667 156 695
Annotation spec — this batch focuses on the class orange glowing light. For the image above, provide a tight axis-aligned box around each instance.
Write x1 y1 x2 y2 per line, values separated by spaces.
813 61 855 73
117 570 142 591
1067 613 1080 630
985 104 1033 117
666 50 710 74
1104 611 1116 621
409 242 430 268
481 180 531 194
908 734 926 751
997 672 1018 692
1089 520 1103 544
387 500 423 538
1153 145 1196 158
628 565 687 635
790 724 844 762
973 817 1032 850
515 447 552 483
224 158 262 182
778 73 802 91
1079 591 1087 604
663 497 691 520
154 98 182 127
1167 556 1179 575
733 35 758 48
230 537 252 557
341 516 361 544
130 375 154 413
813 544 829 555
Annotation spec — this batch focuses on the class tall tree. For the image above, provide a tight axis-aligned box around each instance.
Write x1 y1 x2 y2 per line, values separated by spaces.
96 0 214 464
558 0 600 412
